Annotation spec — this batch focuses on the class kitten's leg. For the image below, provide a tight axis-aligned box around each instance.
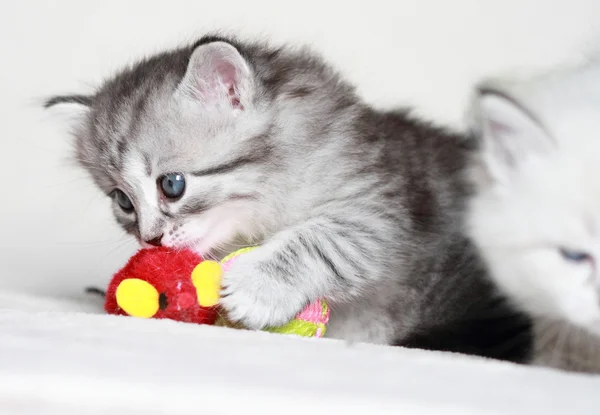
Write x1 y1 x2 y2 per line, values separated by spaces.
220 215 390 329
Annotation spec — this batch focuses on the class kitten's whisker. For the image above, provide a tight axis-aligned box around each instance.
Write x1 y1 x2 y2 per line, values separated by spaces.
100 237 138 261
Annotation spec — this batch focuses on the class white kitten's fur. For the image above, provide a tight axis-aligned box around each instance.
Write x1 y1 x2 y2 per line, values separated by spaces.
468 63 600 338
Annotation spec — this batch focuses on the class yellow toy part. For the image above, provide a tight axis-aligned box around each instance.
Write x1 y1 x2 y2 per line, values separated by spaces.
190 248 256 307
191 260 223 307
115 278 160 318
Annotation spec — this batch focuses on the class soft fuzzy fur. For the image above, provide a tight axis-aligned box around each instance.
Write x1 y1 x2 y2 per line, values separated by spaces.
46 35 532 362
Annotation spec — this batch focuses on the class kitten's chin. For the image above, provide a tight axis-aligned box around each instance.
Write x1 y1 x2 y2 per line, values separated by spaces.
170 219 245 260
160 203 262 258
189 237 223 258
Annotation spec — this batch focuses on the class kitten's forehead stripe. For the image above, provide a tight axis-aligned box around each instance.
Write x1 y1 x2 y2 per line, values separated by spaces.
116 138 129 162
128 84 155 137
107 153 120 171
143 153 153 176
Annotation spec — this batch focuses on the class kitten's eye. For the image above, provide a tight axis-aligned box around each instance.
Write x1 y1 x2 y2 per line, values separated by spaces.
559 248 591 263
114 189 134 212
160 173 186 199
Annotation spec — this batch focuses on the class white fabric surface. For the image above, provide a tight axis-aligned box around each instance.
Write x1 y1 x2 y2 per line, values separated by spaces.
0 292 598 415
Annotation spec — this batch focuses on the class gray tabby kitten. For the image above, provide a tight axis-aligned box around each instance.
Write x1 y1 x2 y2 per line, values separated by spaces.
47 35 531 360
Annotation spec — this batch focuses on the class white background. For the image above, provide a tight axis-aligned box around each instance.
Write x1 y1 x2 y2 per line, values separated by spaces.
1 0 599 297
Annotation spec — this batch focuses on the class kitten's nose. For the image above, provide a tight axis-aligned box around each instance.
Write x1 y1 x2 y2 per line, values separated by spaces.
145 234 163 247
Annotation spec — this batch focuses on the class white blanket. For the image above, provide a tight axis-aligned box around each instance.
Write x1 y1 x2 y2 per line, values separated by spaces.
0 291 598 415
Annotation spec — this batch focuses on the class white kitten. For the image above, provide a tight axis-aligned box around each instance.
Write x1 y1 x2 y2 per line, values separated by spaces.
468 63 600 339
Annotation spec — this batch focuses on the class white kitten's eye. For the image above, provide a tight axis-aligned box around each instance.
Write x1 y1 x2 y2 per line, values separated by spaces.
113 189 134 213
559 247 592 263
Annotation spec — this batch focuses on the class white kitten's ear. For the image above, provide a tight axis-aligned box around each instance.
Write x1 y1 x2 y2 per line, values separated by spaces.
176 41 253 110
474 89 554 180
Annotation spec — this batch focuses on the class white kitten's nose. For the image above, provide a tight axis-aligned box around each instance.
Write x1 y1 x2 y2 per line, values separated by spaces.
144 234 163 247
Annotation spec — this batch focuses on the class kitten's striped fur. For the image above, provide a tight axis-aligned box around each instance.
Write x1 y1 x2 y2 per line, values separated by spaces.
48 35 532 362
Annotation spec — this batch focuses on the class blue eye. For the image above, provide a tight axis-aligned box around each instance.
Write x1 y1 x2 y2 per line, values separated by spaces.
160 173 186 199
559 248 591 263
114 189 134 212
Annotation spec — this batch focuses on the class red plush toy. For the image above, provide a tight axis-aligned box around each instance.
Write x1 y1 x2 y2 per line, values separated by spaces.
104 246 330 338
104 247 219 325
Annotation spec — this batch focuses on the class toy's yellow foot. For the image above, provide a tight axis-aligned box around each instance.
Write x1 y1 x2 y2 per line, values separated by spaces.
191 261 223 307
116 278 160 318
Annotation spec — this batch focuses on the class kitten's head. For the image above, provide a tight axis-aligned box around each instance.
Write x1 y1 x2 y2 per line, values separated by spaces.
46 36 357 256
467 71 600 335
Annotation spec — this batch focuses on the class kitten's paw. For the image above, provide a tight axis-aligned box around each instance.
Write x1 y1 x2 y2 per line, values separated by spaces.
220 251 308 330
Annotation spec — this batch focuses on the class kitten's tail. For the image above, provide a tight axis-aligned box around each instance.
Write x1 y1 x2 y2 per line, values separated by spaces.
85 286 106 298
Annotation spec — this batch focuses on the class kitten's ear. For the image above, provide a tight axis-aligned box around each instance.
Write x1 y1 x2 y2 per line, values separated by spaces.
175 41 253 110
43 94 93 119
474 89 554 180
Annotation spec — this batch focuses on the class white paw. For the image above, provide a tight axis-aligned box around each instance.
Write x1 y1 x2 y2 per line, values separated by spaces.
220 250 308 330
